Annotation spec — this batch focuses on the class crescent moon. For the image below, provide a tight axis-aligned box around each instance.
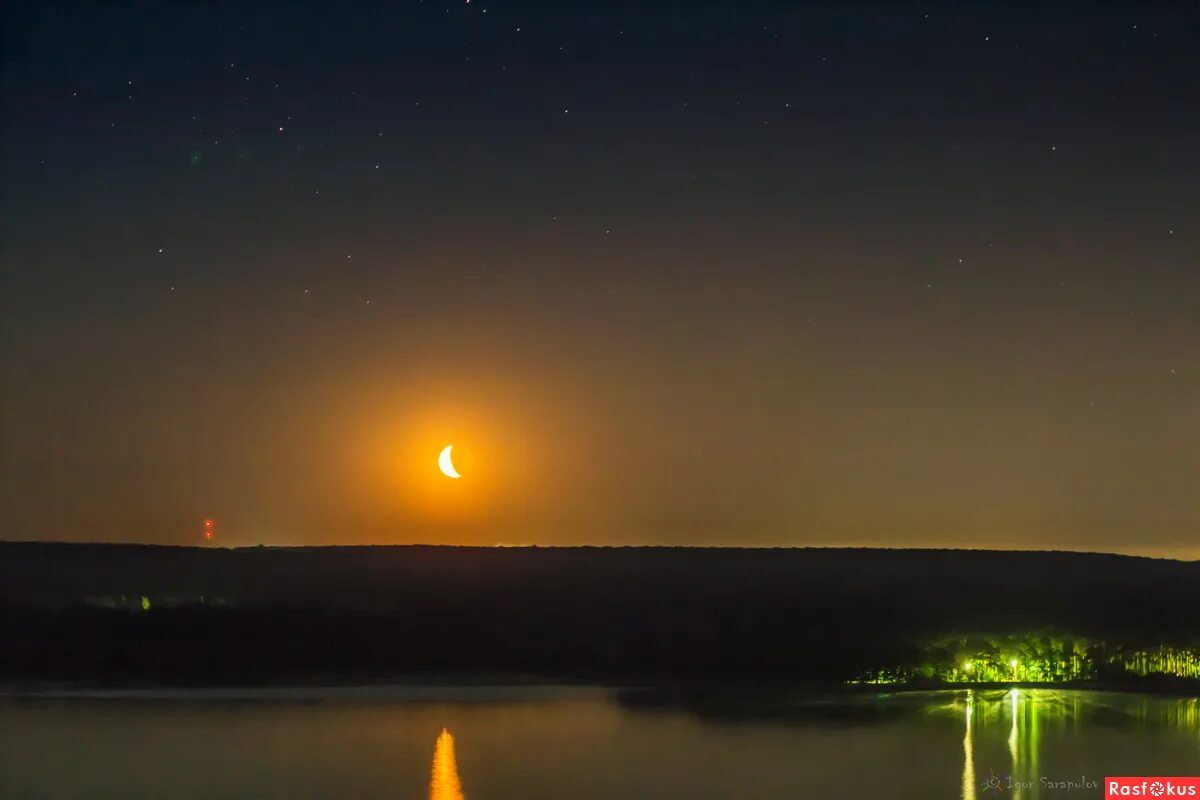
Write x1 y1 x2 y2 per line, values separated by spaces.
438 445 462 479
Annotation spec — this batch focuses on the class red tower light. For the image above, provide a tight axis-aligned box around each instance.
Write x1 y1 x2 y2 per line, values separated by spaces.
204 519 214 540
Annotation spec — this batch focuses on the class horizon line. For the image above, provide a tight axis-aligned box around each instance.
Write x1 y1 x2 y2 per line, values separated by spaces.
1 539 1197 563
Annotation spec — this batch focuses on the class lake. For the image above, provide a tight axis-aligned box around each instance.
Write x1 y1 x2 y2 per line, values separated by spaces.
2 686 1197 798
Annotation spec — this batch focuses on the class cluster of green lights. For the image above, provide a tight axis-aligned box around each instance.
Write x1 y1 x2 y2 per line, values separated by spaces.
83 594 224 610
1119 647 1200 680
854 635 1200 685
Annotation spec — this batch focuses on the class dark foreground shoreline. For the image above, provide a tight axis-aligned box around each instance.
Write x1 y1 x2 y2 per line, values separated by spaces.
3 542 1199 687
5 679 1199 719
3 678 1198 697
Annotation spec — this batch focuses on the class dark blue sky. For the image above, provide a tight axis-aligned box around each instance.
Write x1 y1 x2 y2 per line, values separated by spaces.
3 1 1198 554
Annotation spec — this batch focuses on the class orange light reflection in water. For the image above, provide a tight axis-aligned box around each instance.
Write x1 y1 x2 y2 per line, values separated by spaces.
429 728 465 800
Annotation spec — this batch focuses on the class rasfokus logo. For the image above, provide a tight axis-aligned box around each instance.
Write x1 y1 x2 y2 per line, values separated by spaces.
1106 778 1200 798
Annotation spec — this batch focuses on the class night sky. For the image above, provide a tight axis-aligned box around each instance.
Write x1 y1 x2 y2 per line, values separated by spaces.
2 1 1197 555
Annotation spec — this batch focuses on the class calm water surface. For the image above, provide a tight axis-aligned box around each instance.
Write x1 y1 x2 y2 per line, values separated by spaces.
2 686 1198 799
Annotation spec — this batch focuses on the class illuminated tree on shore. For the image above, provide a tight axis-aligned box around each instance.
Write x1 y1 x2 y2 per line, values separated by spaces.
853 634 1200 685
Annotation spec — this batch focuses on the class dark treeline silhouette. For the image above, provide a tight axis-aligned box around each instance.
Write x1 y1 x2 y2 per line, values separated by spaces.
1 543 1197 686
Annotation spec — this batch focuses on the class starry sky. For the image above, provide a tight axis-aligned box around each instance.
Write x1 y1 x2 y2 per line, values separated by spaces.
2 1 1198 555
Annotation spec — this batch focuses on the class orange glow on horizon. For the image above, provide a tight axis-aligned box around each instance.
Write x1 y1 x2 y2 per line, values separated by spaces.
429 728 465 800
337 384 548 542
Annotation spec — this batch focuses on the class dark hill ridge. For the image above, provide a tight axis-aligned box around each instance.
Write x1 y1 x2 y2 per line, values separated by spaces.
1 543 1197 685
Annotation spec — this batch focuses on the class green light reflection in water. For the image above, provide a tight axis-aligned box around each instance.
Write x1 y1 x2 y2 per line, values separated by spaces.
958 689 1200 800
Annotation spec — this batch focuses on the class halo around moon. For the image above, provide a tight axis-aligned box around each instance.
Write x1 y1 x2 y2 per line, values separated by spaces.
438 445 462 479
